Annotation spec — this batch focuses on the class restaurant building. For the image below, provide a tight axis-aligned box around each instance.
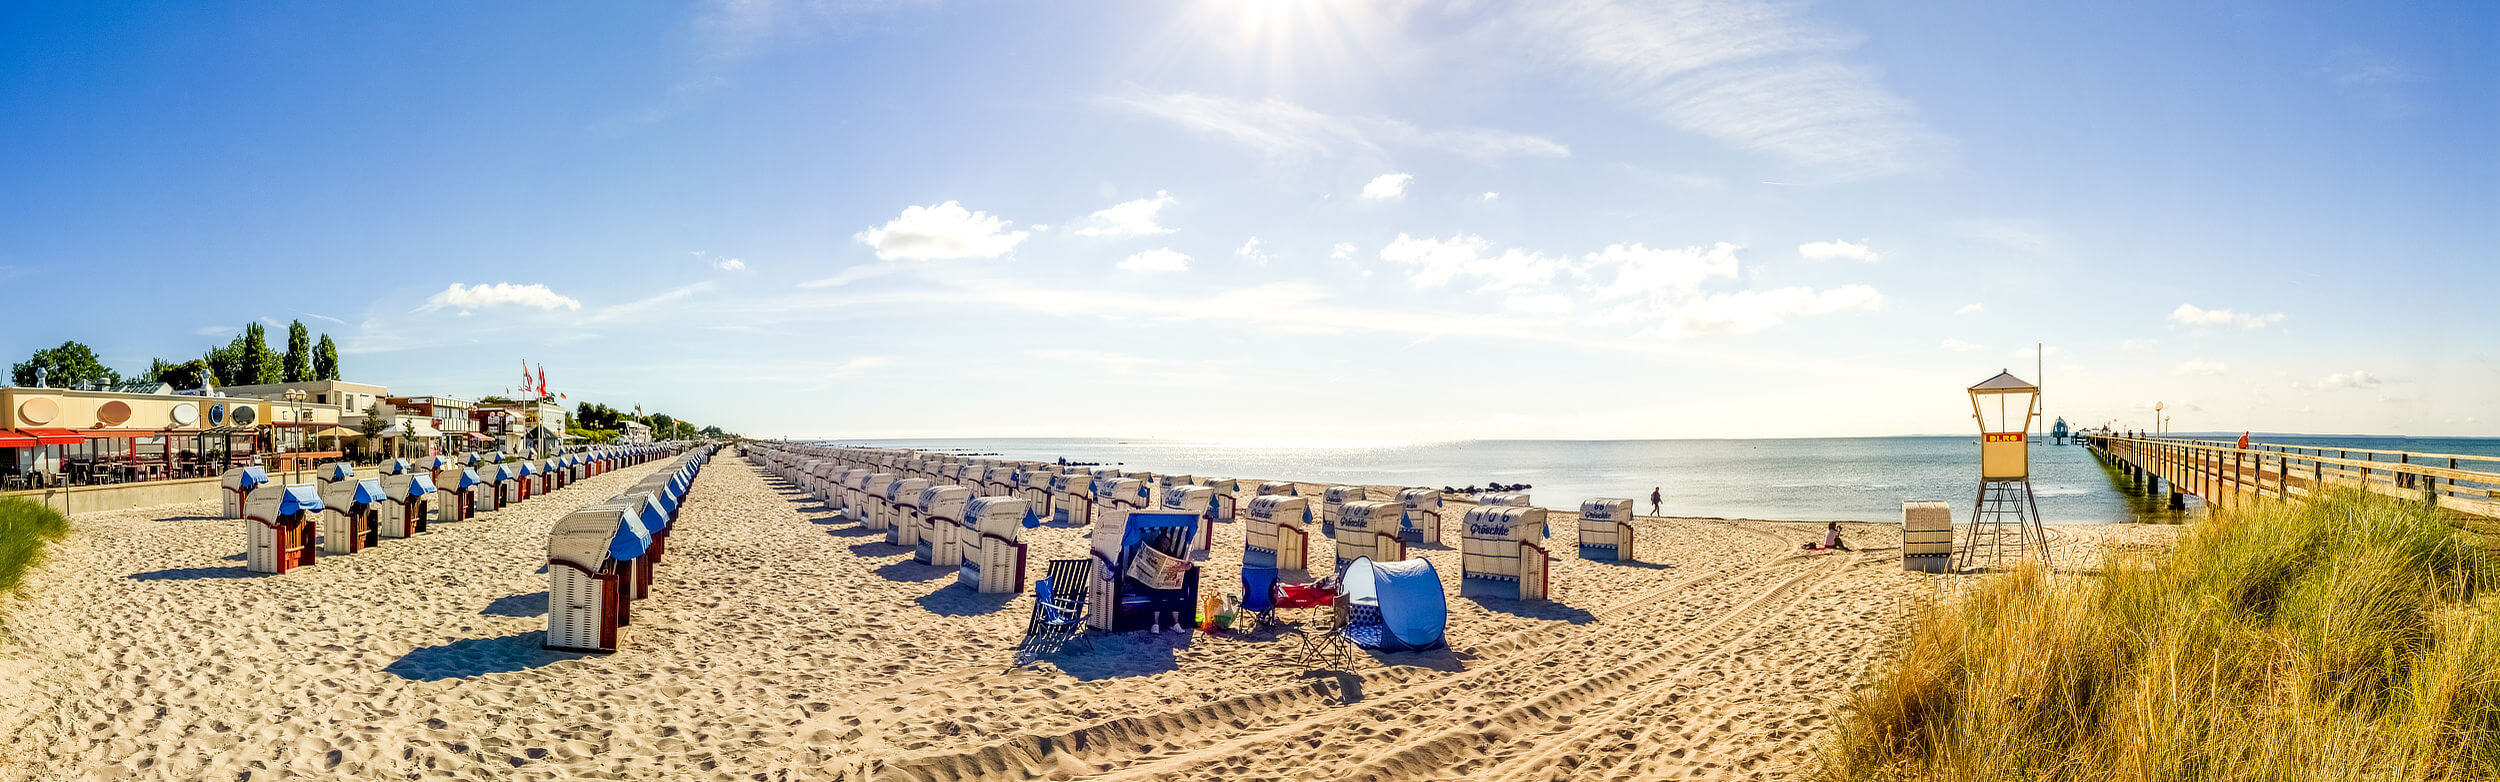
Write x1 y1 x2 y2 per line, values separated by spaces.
2 384 273 490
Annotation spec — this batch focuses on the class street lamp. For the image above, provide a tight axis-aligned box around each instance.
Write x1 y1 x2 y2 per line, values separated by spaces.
282 389 308 483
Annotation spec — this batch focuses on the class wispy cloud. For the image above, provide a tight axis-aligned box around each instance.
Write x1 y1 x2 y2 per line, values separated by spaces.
855 201 1030 261
193 325 239 337
1117 248 1192 273
2300 370 2383 392
1362 173 1413 200
1073 190 1178 237
420 283 582 314
800 262 908 289
1486 0 1945 179
1373 234 1876 337
1798 239 1879 262
1105 91 1570 161
2319 44 2420 116
1236 237 1271 265
1954 303 1983 316
2169 303 2284 329
2172 359 2229 376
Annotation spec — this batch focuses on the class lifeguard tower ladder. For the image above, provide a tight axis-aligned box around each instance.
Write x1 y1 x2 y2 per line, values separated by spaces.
1957 371 2053 571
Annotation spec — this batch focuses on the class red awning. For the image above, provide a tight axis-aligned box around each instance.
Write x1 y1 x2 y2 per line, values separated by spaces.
0 429 36 448
19 428 85 446
466 432 493 442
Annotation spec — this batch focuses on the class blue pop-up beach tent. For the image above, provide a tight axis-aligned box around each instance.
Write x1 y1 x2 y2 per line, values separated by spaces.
1340 557 1447 652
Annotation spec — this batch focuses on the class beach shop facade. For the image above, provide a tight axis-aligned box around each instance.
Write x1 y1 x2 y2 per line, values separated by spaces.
1 385 274 490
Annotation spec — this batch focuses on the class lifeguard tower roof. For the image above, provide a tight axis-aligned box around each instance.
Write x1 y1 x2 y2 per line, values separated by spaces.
1969 370 2036 392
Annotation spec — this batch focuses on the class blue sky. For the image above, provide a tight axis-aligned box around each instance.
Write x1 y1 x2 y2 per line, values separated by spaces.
2 1 2492 439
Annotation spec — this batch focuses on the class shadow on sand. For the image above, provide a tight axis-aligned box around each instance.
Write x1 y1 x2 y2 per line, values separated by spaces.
873 559 953 583
480 591 548 618
1047 632 1189 681
384 631 588 681
128 565 255 581
915 585 1015 616
1462 591 1597 624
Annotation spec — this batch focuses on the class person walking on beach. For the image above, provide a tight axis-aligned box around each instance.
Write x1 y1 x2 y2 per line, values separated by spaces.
2237 431 2251 450
1649 486 1662 516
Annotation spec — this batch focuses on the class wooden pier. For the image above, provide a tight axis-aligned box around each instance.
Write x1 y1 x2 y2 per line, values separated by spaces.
2080 435 2500 534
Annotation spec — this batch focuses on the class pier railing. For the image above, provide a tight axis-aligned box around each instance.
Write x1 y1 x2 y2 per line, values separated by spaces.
2080 435 2500 525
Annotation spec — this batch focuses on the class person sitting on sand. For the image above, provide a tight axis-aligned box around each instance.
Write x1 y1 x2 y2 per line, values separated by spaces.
1821 521 1851 552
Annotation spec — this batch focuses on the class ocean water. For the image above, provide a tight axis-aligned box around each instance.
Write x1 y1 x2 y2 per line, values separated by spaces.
821 435 2500 525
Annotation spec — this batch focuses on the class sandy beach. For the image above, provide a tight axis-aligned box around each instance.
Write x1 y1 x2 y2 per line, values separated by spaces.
0 452 2177 781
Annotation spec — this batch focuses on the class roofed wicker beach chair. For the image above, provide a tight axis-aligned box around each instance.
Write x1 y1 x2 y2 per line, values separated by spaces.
1014 558 1093 664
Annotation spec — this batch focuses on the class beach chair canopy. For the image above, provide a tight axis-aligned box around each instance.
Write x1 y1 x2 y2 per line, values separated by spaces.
256 484 326 517
439 468 483 491
342 478 383 505
223 466 271 490
1258 481 1296 496
381 472 435 500
616 491 668 533
548 505 647 572
317 462 356 483
1341 557 1448 652
516 461 535 477
966 496 1039 533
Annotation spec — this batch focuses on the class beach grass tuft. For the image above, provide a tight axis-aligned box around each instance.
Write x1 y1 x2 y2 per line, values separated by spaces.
0 497 71 598
1822 489 2500 781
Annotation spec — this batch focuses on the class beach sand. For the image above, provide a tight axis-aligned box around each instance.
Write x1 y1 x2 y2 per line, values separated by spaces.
0 452 2176 781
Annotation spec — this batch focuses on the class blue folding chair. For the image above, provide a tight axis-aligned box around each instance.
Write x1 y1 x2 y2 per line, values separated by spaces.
1014 558 1093 664
1241 567 1280 634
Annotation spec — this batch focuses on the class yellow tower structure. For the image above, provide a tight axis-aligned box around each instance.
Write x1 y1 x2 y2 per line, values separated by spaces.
1958 371 2053 570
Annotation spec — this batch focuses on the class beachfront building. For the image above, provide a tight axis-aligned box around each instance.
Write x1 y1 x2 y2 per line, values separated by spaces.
224 380 392 461
387 396 485 454
478 399 568 454
619 420 652 445
1 384 275 489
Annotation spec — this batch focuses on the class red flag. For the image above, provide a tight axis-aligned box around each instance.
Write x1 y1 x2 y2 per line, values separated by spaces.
537 366 548 398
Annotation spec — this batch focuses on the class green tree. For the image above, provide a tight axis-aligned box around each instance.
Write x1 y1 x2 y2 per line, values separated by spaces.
10 341 121 388
233 322 280 385
312 334 340 380
282 320 311 382
156 360 214 391
650 413 675 436
357 403 388 440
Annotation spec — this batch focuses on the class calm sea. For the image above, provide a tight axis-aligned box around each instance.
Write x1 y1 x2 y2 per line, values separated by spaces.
814 435 2500 524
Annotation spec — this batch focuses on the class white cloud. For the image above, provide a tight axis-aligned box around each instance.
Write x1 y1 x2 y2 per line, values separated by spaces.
2169 303 2285 329
1584 242 1741 302
1073 190 1178 237
1490 0 1945 178
826 356 890 378
1362 173 1413 200
1105 91 1570 161
1329 242 1358 260
1118 248 1192 273
1236 237 1270 265
1671 285 1882 335
1377 233 1566 291
420 283 581 314
2310 370 2383 391
2172 359 2230 376
1953 303 1983 316
1504 293 1575 316
1481 191 1501 202
1798 240 1880 262
854 201 1029 261
1940 338 1982 353
193 325 238 337
711 257 747 271
2122 338 2158 352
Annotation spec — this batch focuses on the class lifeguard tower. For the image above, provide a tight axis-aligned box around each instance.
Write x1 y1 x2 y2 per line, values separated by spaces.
1957 371 2053 570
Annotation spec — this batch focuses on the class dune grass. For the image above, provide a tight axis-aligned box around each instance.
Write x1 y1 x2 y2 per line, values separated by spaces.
0 497 71 598
1823 490 2499 781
